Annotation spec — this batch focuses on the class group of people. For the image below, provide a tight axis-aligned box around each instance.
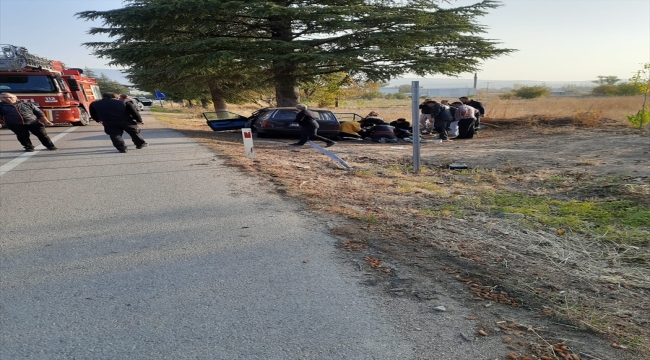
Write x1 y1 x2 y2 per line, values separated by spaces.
336 96 485 143
337 111 411 143
0 91 148 153
419 96 484 140
2 93 484 152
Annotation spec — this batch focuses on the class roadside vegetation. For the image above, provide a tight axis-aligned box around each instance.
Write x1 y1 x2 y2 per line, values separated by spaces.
150 95 649 358
154 95 646 128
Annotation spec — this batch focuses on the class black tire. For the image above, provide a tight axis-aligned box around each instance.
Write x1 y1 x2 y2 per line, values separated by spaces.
73 108 91 126
256 131 268 138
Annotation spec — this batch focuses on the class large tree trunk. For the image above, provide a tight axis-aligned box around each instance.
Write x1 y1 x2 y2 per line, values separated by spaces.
274 75 300 107
208 81 228 116
270 15 300 107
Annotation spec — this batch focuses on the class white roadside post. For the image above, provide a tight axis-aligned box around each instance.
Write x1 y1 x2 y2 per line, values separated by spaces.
412 81 421 173
242 128 255 160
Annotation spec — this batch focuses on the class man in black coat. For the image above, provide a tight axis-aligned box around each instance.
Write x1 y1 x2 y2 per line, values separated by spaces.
431 101 454 141
0 92 57 152
290 104 335 147
459 96 485 132
89 92 148 153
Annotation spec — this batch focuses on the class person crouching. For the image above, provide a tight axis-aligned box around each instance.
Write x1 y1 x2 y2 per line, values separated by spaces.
338 119 363 140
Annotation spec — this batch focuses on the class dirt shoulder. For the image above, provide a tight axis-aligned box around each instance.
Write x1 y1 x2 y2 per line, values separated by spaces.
153 112 650 360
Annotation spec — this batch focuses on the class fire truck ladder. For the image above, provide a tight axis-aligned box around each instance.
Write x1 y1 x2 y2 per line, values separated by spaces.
0 44 54 72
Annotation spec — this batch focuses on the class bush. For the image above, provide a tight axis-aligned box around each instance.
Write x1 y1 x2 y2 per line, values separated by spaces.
361 92 382 100
384 93 407 100
591 84 619 96
591 83 643 96
513 86 550 99
573 110 603 127
617 83 643 96
627 109 650 128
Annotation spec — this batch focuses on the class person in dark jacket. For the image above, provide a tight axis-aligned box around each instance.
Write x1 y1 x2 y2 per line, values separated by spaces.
89 92 147 153
431 101 454 141
359 111 387 128
389 118 412 139
445 100 460 137
389 118 412 132
418 99 434 134
459 96 485 132
0 92 57 152
290 104 335 147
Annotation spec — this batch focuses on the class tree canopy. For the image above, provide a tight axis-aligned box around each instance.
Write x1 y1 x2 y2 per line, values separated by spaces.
84 68 130 95
592 76 621 85
78 0 513 108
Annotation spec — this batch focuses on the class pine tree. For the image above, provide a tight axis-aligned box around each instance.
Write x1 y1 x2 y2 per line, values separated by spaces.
78 0 513 107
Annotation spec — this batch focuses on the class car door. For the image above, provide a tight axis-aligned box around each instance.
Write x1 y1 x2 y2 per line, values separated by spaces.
203 111 250 131
333 112 364 123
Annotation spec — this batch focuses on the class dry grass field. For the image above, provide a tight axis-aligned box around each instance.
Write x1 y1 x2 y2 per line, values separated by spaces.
151 95 649 359
161 95 645 128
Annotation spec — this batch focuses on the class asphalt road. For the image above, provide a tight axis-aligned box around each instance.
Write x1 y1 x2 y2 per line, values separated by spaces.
0 115 415 359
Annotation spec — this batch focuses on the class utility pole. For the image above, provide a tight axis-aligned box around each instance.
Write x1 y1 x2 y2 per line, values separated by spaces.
486 82 492 98
411 81 420 173
473 73 478 90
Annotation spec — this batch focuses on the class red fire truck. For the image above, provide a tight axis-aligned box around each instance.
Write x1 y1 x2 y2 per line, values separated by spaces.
0 44 101 126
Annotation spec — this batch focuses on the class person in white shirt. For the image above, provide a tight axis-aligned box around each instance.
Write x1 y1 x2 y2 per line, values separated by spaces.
451 101 477 139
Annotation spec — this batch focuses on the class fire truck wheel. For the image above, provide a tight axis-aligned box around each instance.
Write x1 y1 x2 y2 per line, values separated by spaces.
73 108 91 126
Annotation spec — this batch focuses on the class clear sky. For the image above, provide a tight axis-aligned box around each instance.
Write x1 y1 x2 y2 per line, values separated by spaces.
1 0 648 84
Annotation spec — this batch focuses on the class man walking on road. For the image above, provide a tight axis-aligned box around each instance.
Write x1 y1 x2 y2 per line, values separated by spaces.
90 92 148 153
0 92 58 152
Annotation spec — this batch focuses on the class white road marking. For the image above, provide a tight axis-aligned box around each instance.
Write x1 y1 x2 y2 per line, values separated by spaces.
0 127 78 177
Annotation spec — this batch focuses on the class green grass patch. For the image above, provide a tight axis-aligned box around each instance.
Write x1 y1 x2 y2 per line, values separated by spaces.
414 183 443 192
354 170 374 178
549 175 569 182
477 192 650 245
152 115 178 122
359 213 378 223
397 185 412 193
420 205 464 217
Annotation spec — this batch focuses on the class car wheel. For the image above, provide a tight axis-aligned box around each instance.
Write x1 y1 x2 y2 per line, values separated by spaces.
72 108 91 126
